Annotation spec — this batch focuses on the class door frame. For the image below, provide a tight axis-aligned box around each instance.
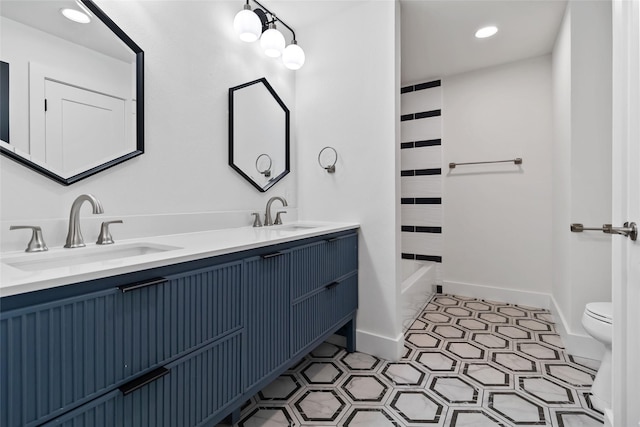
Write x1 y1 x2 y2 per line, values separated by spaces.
611 0 640 425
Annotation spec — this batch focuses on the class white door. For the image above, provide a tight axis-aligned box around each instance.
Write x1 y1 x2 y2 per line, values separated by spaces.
611 0 640 425
44 79 126 177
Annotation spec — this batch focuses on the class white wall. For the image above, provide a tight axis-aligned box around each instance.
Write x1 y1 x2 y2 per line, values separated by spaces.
552 5 572 330
551 0 612 356
1 1 297 250
296 1 402 360
442 55 554 301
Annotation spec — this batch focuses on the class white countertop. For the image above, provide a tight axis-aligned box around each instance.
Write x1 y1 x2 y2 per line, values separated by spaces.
0 221 359 298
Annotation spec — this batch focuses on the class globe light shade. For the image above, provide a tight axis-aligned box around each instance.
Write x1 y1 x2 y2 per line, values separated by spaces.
233 8 262 42
260 27 285 58
282 42 305 70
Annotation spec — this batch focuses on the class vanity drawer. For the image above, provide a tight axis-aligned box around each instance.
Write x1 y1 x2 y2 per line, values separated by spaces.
291 273 358 356
39 331 243 427
290 232 358 299
116 261 243 376
0 261 243 427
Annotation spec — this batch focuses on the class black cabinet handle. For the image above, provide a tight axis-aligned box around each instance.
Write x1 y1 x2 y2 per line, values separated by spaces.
325 281 340 290
325 237 340 243
119 367 169 396
118 277 167 293
261 252 284 259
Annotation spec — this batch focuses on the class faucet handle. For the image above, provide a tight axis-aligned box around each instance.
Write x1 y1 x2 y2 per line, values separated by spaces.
96 220 123 245
10 225 48 252
251 212 263 227
274 211 287 225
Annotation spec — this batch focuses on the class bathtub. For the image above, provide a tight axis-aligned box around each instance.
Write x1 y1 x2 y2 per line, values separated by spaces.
401 259 437 330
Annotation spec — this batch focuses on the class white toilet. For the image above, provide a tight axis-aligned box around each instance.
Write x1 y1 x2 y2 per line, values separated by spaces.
581 302 613 411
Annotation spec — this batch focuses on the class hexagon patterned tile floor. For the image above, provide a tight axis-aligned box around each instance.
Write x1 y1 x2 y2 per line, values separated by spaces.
219 294 604 427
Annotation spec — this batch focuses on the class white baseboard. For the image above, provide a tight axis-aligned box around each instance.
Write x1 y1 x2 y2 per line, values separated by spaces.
356 329 404 362
442 280 551 309
442 280 603 361
549 296 605 361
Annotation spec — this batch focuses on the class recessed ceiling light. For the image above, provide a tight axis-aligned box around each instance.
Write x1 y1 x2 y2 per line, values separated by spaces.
60 8 91 24
475 26 498 39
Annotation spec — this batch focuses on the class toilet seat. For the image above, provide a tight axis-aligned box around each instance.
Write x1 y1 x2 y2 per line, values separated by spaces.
585 302 612 325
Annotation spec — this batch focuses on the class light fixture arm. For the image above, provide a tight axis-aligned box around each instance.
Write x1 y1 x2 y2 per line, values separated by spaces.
252 0 297 41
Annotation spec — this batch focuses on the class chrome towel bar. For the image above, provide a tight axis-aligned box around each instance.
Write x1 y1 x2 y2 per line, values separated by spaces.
449 158 522 169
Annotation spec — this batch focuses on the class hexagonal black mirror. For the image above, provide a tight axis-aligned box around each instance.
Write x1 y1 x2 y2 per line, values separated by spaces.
0 0 144 185
229 78 290 192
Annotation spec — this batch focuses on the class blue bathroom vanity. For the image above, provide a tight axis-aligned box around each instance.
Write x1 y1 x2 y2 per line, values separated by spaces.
0 224 358 427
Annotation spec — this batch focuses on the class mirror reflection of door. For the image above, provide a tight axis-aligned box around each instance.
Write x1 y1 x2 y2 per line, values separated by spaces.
43 79 127 176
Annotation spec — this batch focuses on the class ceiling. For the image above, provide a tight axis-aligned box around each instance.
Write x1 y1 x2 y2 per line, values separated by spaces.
270 0 567 85
1 0 135 62
400 0 568 85
4 0 568 84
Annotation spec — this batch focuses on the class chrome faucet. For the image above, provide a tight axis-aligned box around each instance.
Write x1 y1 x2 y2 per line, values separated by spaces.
264 196 288 226
64 194 104 248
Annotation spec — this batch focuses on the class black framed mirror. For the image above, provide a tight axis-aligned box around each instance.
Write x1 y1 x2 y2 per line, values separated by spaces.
0 0 144 185
229 78 290 192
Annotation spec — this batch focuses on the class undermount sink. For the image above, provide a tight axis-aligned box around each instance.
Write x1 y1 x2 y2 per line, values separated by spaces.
3 243 182 272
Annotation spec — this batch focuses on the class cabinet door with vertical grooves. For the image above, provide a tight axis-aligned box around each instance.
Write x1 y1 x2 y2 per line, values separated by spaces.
0 261 243 427
290 232 358 299
120 261 243 379
39 332 243 427
244 252 290 390
1 287 120 427
291 273 358 356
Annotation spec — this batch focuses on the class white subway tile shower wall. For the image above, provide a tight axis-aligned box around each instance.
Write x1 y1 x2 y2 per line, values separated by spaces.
401 175 442 199
400 81 443 271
